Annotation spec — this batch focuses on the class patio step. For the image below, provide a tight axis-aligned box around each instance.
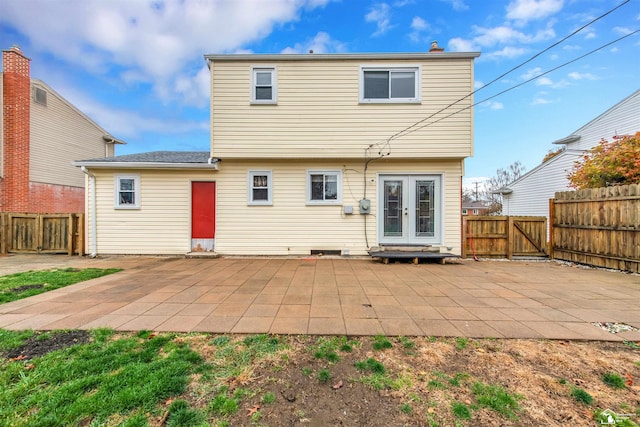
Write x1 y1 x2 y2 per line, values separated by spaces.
371 245 440 253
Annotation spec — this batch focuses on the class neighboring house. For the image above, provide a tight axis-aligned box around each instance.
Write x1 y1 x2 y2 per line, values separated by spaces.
462 200 491 216
75 49 479 256
0 45 124 214
500 89 640 225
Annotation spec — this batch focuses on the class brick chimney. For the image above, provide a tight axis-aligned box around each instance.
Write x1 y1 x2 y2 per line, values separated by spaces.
1 45 31 213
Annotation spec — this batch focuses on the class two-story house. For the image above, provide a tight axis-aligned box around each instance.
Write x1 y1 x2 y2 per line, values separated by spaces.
74 50 479 256
1 45 125 214
500 89 640 229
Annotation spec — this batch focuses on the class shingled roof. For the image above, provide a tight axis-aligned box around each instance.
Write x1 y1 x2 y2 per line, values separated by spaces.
73 151 219 170
79 151 210 163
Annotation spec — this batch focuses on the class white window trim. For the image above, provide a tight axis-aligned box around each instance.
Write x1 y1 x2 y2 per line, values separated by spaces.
250 66 277 104
359 65 421 104
248 170 273 205
114 175 140 209
462 209 468 215
306 170 342 205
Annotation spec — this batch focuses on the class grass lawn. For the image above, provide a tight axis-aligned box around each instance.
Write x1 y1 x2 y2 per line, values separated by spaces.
0 267 121 304
1 331 638 427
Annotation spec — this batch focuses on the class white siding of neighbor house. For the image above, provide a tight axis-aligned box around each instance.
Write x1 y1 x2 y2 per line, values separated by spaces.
30 81 112 188
569 89 640 151
503 89 640 227
88 159 463 256
502 151 579 217
210 57 475 159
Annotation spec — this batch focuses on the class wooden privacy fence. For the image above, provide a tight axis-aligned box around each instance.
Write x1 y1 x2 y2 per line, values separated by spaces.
550 183 639 273
462 216 548 259
0 213 84 255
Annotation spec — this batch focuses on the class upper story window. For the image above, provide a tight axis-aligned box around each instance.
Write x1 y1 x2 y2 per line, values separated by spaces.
248 170 272 205
251 67 277 104
307 170 342 205
115 175 140 209
360 66 420 103
33 86 47 106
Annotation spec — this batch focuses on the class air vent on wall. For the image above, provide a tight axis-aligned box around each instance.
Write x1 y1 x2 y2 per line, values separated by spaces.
33 87 47 106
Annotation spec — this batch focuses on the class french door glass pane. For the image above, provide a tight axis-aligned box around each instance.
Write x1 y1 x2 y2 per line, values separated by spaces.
384 180 403 236
364 71 389 99
390 71 415 98
415 180 435 237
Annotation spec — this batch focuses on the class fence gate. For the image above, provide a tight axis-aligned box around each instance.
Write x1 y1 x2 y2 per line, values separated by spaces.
462 216 548 259
1 213 83 255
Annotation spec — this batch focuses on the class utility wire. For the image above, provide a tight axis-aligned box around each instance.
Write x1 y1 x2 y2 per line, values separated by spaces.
397 30 640 138
385 0 632 143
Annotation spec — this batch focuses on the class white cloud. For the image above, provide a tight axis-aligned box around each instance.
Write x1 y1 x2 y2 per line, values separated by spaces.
568 72 596 80
366 3 393 36
448 37 477 52
613 26 634 36
481 100 504 110
506 0 564 25
0 0 329 106
409 16 431 42
280 32 346 54
531 96 552 105
483 46 527 60
439 0 469 11
535 76 553 86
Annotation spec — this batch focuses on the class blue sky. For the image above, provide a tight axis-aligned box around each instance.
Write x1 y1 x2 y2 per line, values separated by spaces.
1 0 638 187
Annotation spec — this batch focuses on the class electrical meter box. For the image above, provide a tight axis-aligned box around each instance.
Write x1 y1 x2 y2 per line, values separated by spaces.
359 199 371 214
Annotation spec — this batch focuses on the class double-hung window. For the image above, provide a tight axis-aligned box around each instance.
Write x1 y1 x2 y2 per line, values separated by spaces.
115 175 140 209
307 170 342 204
360 66 420 103
248 171 272 205
251 67 277 104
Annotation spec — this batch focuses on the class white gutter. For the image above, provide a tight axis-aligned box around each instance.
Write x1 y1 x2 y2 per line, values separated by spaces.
80 166 98 258
72 161 220 170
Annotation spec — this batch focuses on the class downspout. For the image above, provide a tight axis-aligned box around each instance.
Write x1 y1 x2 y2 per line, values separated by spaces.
80 166 98 258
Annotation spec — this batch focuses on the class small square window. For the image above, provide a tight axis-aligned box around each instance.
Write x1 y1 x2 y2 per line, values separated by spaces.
115 175 140 209
307 170 342 204
248 171 272 205
251 67 277 104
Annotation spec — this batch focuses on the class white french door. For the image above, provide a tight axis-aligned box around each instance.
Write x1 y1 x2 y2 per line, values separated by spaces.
378 175 441 245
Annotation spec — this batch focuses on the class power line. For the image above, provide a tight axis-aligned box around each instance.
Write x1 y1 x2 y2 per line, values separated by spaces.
397 29 640 138
384 0 632 143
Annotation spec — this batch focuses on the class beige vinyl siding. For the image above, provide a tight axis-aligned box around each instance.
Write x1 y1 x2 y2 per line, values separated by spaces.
88 169 216 254
210 58 474 159
30 81 110 188
214 159 463 256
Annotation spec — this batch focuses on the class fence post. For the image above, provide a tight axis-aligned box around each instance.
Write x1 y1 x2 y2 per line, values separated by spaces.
68 214 75 256
0 213 6 255
548 199 554 259
506 216 513 260
461 217 468 259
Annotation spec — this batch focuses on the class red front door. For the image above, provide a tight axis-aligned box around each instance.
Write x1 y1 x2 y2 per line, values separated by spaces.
191 182 215 251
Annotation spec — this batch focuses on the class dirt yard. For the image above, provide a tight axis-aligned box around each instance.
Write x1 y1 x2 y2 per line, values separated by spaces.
8 331 638 426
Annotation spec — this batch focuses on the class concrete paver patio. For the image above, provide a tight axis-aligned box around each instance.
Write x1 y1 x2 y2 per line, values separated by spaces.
1 255 639 341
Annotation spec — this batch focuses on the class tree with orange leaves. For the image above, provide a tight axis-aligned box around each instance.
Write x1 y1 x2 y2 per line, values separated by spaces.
568 132 640 190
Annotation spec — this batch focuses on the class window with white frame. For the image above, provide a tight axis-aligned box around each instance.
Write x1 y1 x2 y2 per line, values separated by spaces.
251 67 277 104
360 66 420 103
248 171 272 205
307 170 342 204
115 175 140 209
